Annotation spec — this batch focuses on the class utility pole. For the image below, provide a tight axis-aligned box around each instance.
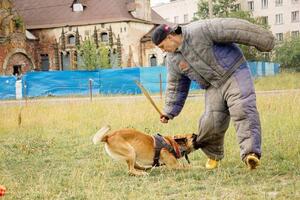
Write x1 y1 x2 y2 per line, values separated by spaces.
208 0 213 19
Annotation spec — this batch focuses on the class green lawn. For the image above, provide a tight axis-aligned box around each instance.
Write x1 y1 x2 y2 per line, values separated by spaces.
254 71 300 91
0 73 300 199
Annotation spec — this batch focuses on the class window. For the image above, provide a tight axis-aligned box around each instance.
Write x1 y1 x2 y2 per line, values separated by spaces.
40 54 49 71
150 55 157 66
291 31 299 38
261 0 268 9
68 35 75 44
100 32 108 42
276 33 283 41
275 0 283 6
235 3 241 10
248 1 254 11
275 14 283 24
165 18 170 22
291 11 299 22
261 16 268 25
73 3 83 12
174 16 179 23
184 14 189 23
61 52 71 70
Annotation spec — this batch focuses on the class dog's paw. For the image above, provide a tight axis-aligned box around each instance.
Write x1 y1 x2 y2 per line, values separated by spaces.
129 170 149 176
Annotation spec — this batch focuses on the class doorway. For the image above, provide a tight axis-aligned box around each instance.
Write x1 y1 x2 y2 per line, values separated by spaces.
13 65 22 76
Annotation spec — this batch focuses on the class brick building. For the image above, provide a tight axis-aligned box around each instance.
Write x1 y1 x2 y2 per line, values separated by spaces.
0 0 167 75
0 0 38 75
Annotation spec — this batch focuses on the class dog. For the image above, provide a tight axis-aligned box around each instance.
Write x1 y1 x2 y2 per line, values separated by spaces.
92 125 198 176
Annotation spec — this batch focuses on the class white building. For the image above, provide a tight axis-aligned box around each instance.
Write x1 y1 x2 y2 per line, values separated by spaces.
245 0 300 41
152 0 300 41
152 0 198 24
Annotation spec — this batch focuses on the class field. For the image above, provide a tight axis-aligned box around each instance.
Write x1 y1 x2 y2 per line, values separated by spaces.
0 72 300 199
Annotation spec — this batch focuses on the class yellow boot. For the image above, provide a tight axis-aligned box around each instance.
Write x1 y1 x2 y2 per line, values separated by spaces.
205 158 218 170
245 153 260 170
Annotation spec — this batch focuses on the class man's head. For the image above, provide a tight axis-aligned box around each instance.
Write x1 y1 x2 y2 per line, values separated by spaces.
151 24 183 53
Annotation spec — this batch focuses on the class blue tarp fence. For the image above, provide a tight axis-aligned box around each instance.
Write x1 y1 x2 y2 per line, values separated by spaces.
0 62 280 100
0 76 16 99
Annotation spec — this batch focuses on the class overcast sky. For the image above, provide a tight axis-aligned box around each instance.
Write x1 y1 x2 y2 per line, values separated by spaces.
151 0 170 6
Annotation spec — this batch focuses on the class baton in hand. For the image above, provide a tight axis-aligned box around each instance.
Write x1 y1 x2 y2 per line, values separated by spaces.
134 80 163 117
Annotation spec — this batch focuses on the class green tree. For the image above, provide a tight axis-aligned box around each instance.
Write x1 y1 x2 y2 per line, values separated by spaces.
194 0 238 20
99 44 110 69
194 0 271 61
274 37 300 69
77 39 111 70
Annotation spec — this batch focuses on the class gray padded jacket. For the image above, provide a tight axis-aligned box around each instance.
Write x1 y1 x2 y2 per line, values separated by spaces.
164 18 275 119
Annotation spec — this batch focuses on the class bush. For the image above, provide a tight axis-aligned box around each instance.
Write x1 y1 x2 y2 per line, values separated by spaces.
274 37 300 69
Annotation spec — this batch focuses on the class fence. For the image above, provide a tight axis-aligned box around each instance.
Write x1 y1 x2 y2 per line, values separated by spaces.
0 76 17 100
0 62 280 100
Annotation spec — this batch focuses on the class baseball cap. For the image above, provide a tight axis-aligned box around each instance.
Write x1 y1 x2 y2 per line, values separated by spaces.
151 24 180 46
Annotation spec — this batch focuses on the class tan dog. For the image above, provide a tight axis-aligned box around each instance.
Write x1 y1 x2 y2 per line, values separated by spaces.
93 125 198 176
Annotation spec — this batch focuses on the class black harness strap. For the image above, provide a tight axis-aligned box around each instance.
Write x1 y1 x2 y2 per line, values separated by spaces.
152 133 177 167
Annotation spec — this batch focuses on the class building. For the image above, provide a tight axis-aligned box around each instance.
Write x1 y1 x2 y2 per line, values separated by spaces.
153 0 300 41
0 0 167 75
152 0 198 24
152 0 244 24
245 0 300 41
0 0 38 76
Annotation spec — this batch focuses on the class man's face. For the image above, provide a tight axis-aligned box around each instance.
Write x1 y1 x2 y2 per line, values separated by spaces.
158 35 179 53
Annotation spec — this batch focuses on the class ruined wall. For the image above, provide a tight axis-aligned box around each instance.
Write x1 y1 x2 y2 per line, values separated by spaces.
0 0 38 75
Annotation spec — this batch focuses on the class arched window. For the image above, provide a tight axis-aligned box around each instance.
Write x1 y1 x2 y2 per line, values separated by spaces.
150 54 157 66
68 35 75 44
61 52 71 70
100 32 108 42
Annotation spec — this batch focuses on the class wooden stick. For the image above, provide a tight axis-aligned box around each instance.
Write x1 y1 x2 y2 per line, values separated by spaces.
134 80 163 116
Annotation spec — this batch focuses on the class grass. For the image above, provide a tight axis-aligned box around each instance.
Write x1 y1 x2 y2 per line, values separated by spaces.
0 73 300 199
254 71 300 91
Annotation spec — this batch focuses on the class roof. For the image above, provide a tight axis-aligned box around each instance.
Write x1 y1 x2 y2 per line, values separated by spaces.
12 0 167 29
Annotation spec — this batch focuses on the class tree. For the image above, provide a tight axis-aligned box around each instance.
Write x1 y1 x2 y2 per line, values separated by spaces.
194 0 271 61
77 39 111 70
99 44 110 69
274 37 300 69
194 0 238 19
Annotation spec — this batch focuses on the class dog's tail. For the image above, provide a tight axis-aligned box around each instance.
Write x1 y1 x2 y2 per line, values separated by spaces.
92 125 111 144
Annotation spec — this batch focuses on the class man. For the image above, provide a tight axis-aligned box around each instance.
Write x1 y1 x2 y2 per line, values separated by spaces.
151 18 275 170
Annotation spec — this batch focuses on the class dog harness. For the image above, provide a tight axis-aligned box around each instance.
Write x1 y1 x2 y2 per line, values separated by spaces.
152 133 190 167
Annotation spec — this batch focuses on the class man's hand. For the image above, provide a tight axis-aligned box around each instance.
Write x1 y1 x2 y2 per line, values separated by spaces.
160 115 169 123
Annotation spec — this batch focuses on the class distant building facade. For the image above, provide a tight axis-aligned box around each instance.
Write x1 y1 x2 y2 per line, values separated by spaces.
244 0 300 41
152 0 198 24
0 0 167 75
153 0 300 42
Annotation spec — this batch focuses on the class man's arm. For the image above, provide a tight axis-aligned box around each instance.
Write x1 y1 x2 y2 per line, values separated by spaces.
163 56 191 120
204 18 275 52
